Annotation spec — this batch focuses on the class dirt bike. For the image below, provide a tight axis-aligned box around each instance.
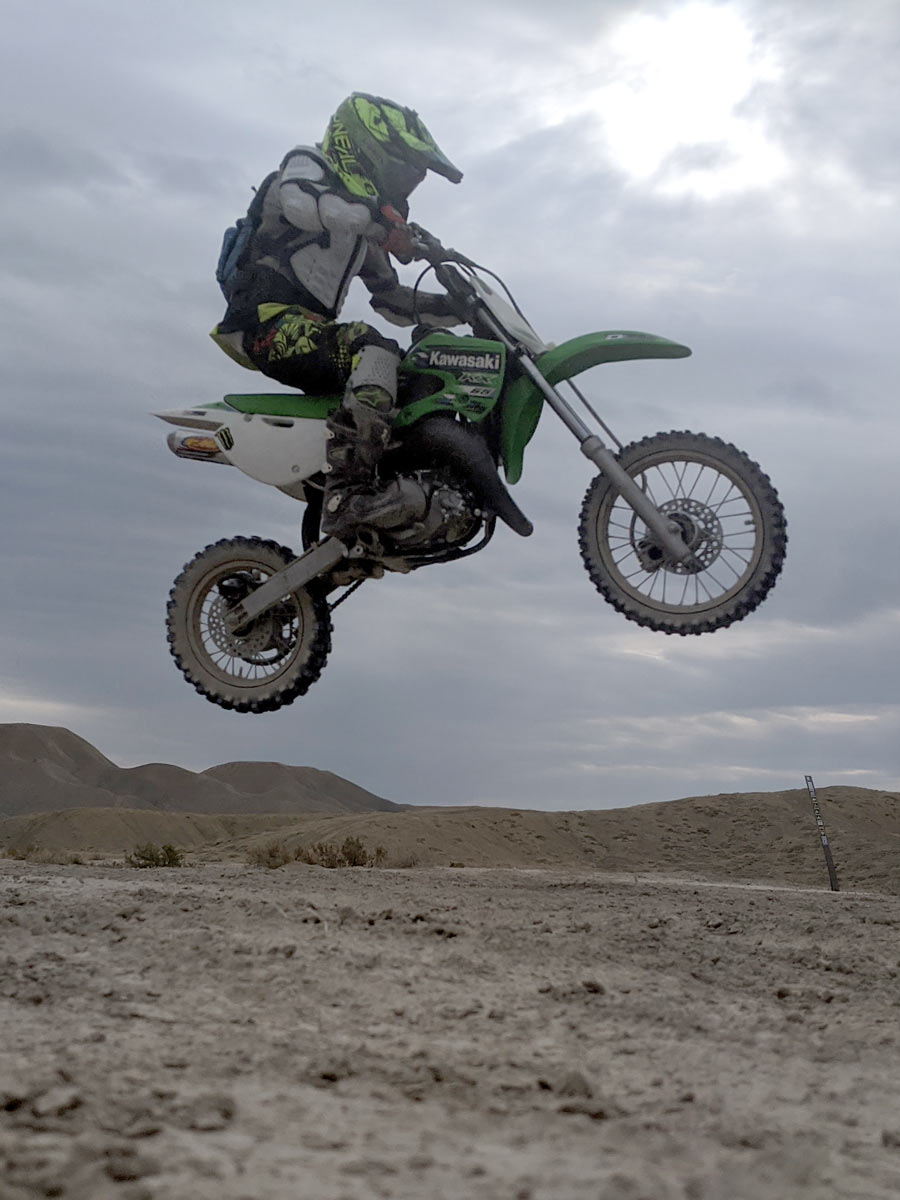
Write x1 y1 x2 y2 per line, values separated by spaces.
156 226 787 713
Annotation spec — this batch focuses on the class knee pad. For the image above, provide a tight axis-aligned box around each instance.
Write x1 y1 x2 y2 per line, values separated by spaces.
347 343 399 400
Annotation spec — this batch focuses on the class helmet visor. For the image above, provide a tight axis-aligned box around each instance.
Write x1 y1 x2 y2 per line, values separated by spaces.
379 155 426 202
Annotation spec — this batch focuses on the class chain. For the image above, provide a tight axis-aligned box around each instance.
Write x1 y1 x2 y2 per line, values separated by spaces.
328 578 366 613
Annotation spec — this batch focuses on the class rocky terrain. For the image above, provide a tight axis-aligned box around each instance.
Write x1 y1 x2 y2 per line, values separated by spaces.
3 723 900 1197
3 860 900 1199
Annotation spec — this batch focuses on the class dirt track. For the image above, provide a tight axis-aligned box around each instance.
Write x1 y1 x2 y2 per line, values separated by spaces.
3 861 900 1199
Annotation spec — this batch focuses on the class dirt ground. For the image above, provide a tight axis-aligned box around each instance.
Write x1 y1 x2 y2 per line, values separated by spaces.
3 860 900 1200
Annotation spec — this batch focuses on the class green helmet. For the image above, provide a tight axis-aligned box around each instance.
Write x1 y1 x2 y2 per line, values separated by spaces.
321 93 463 206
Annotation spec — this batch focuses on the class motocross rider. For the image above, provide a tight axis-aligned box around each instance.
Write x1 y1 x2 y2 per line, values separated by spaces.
211 93 463 540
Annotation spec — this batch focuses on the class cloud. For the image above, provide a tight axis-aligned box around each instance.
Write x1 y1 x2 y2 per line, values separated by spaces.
0 129 126 191
1 0 899 810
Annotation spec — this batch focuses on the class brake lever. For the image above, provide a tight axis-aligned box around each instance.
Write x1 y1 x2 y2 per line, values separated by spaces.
407 224 477 269
407 223 442 263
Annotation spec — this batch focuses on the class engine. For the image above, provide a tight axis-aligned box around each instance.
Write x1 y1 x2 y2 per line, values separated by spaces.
386 471 483 551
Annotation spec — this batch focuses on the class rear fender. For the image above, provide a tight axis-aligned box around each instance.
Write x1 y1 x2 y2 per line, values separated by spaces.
156 395 337 488
210 411 329 488
500 331 691 484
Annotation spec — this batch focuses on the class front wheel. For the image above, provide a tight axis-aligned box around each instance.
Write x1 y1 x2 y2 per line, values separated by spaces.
579 431 787 635
166 536 332 712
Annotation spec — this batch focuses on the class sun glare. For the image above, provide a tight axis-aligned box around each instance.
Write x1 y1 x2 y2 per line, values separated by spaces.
540 2 788 199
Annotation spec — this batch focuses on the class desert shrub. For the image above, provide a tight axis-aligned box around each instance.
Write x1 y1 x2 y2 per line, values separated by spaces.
125 842 184 868
339 836 386 867
385 852 420 869
294 840 341 868
245 839 293 869
3 844 38 861
294 838 387 869
3 845 85 865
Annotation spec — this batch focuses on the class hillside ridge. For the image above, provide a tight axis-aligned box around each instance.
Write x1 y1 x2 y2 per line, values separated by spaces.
0 723 398 818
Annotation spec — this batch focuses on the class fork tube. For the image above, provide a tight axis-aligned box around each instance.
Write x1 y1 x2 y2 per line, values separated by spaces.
498 337 692 563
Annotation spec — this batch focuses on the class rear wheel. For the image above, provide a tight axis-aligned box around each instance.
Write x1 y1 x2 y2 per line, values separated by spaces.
579 431 787 635
166 536 331 711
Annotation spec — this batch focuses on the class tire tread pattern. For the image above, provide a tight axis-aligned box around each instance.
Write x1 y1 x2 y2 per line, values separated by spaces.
166 536 332 712
578 431 787 635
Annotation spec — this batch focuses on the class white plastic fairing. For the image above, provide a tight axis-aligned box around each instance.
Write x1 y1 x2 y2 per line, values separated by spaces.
213 413 328 487
469 275 549 355
156 404 328 488
155 405 230 431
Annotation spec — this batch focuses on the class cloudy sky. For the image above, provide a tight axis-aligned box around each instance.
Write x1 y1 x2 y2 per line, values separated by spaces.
2 0 898 810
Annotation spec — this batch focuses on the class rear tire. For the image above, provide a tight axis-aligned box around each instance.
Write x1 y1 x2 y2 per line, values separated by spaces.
166 536 331 711
578 431 787 635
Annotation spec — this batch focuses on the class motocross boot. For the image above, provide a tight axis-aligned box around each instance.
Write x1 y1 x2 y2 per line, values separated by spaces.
321 345 422 541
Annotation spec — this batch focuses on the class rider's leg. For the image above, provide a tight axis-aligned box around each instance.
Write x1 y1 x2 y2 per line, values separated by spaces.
321 339 404 538
243 308 415 540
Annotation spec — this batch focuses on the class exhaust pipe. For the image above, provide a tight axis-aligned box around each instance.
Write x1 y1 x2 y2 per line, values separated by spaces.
166 430 231 465
391 415 533 537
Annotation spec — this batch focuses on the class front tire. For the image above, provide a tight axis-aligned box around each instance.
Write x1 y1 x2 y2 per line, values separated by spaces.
579 431 787 635
166 536 331 712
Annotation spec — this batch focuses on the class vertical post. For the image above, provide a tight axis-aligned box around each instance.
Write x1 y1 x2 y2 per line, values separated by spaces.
804 775 840 892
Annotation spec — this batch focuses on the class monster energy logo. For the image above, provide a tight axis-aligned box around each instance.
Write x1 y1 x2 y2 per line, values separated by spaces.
428 350 501 371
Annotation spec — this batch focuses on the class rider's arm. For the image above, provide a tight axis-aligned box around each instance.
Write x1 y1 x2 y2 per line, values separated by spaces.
361 244 462 328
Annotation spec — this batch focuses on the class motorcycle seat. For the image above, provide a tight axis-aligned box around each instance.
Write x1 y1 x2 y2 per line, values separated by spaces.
223 393 340 420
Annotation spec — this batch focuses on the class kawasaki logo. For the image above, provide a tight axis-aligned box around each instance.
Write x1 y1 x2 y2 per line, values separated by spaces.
428 350 501 371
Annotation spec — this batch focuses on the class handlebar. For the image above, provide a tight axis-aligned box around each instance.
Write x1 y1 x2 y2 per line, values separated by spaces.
407 223 478 269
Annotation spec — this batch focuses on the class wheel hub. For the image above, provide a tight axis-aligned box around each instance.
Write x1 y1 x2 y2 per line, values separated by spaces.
206 593 276 658
636 498 724 575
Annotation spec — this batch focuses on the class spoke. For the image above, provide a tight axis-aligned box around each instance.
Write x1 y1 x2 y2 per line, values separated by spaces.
608 511 631 529
714 556 744 582
687 462 708 501
709 484 738 515
701 467 722 507
640 470 665 508
622 564 656 585
700 568 729 597
648 460 676 499
693 573 716 603
672 459 694 500
720 548 753 579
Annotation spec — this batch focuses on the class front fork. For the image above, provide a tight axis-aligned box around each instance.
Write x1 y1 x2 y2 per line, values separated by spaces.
488 322 693 565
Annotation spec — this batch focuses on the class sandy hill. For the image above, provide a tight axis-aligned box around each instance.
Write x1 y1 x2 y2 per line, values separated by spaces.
1 775 898 894
0 724 398 818
200 761 393 814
